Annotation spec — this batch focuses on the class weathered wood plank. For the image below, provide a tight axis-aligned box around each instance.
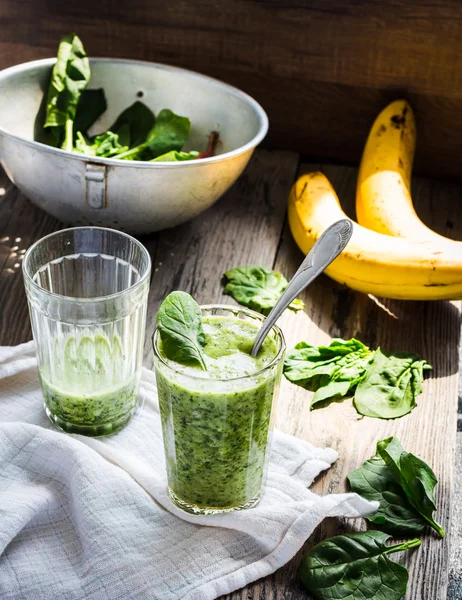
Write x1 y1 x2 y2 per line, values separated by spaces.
0 172 61 345
229 163 461 600
448 434 462 599
142 149 300 365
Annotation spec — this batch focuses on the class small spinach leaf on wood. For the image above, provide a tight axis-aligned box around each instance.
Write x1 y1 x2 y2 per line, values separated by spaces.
44 33 91 151
348 454 428 536
117 109 190 161
283 338 372 408
354 349 431 419
299 531 421 600
156 291 207 370
377 436 445 537
223 266 305 315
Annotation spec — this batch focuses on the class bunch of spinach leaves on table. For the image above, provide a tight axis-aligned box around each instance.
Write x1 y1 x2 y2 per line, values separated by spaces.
283 337 431 419
40 33 217 162
299 437 444 599
348 436 445 538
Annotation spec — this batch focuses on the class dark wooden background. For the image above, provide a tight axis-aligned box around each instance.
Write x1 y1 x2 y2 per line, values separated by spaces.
0 0 461 178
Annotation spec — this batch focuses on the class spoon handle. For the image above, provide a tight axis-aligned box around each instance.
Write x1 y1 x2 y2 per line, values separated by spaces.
251 219 353 357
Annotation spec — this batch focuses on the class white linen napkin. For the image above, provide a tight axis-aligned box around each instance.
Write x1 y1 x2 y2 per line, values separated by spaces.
0 341 377 600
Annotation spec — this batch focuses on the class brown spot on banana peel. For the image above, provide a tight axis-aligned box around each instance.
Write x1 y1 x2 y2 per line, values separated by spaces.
376 124 387 136
391 114 406 128
297 181 308 200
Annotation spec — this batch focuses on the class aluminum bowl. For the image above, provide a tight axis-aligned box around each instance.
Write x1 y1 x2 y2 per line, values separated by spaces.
0 58 268 234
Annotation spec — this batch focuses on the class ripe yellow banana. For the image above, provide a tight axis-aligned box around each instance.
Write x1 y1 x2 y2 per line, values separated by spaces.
289 172 462 300
356 99 461 247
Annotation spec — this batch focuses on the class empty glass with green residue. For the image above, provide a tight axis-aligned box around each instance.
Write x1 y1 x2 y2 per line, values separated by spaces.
153 305 285 514
23 227 151 436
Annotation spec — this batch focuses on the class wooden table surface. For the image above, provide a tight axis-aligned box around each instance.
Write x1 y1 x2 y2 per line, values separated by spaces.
1 150 461 599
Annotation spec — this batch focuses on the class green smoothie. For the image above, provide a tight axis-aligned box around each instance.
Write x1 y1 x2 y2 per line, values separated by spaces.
155 315 282 512
40 333 138 436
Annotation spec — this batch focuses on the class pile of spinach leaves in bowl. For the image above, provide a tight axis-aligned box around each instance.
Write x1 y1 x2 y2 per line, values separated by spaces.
36 33 219 162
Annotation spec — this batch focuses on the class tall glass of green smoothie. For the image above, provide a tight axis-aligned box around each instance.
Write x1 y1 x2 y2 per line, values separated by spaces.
153 303 285 514
23 227 151 436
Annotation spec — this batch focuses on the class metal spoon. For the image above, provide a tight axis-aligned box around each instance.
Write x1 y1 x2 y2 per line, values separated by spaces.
251 219 353 356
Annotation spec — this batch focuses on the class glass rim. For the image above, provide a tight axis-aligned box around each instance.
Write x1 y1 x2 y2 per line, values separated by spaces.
152 303 286 382
22 226 152 303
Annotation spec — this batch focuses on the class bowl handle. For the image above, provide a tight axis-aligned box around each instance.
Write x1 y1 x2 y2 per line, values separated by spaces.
85 163 107 209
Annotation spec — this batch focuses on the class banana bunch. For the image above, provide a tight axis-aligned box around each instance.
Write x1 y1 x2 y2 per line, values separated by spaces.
288 100 462 300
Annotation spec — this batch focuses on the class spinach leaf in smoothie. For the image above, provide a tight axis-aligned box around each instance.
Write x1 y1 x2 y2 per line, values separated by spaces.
283 338 373 408
376 436 445 537
44 33 91 151
299 531 421 600
117 109 191 161
354 349 432 419
223 266 305 315
156 291 207 370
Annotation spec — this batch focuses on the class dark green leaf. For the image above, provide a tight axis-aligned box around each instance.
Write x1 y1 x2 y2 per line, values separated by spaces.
283 338 372 408
74 88 107 136
348 454 428 536
377 436 445 537
108 101 155 148
151 150 199 162
117 109 190 161
354 348 431 419
223 266 305 315
299 531 420 600
156 291 207 370
44 33 91 151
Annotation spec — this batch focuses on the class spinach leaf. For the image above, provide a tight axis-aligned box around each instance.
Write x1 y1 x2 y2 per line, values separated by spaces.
283 338 373 408
354 348 432 419
75 131 128 158
108 101 155 148
151 150 199 162
74 88 107 136
44 33 91 151
299 531 421 600
223 266 305 315
74 132 93 155
156 291 207 370
91 131 128 157
348 454 428 536
377 436 445 537
117 109 191 161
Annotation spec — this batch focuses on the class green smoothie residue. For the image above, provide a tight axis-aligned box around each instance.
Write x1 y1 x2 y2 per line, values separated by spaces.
40 333 138 436
155 316 281 510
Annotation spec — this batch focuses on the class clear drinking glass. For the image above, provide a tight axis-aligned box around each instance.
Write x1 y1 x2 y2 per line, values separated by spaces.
153 305 285 514
23 227 151 436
